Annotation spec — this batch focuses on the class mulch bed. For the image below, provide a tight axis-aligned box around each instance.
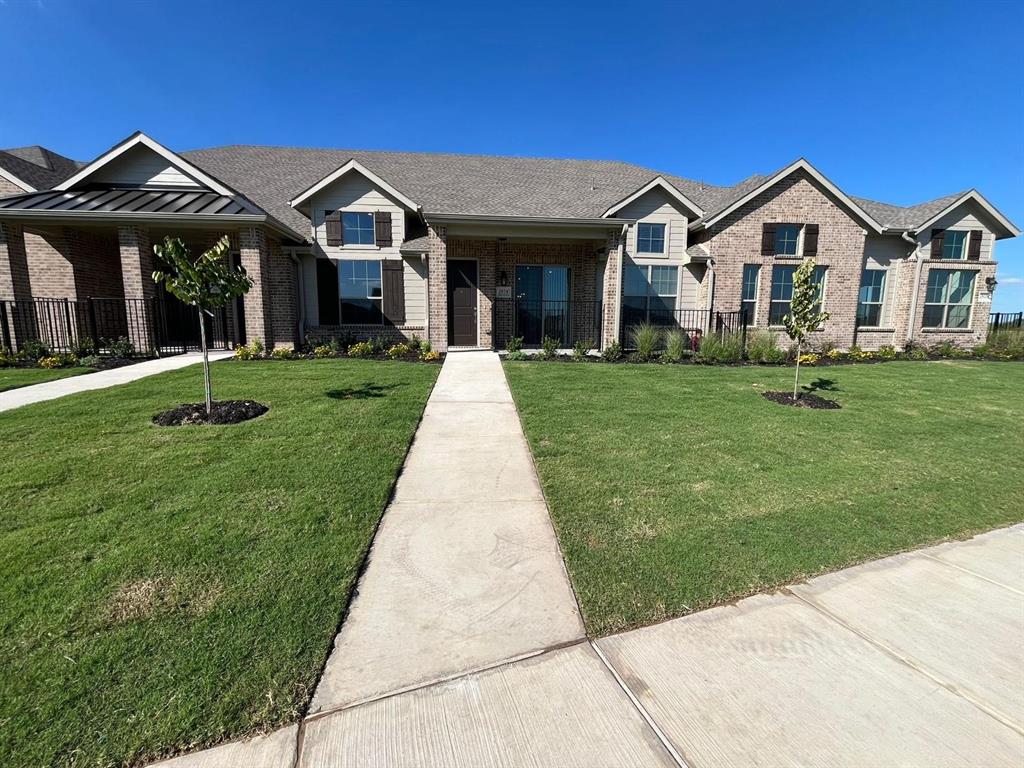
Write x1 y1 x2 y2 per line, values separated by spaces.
761 391 841 409
153 400 268 427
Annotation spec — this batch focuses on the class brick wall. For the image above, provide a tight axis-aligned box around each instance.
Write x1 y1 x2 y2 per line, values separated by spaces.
708 170 868 349
239 226 272 346
426 224 448 352
0 222 31 300
0 177 26 198
602 230 621 348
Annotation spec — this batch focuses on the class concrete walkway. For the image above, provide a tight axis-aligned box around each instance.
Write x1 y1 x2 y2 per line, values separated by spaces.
309 350 586 713
0 350 233 412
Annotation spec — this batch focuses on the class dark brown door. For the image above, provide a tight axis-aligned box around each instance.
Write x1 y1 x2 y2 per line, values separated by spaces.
447 259 478 346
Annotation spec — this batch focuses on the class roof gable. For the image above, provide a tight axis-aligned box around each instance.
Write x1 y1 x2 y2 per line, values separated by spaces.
914 190 1020 238
698 159 885 234
289 159 419 212
603 176 704 218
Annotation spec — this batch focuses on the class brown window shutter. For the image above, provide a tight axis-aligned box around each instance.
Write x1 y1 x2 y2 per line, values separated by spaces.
325 210 343 247
761 223 777 256
315 259 340 324
930 229 945 259
382 259 405 325
375 211 393 247
803 224 819 257
967 230 982 260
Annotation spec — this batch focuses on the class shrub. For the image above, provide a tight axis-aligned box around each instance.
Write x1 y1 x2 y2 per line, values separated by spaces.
540 335 559 359
747 330 785 364
0 349 15 367
234 340 265 360
601 341 623 362
696 331 744 363
346 341 374 357
39 354 77 369
504 350 526 361
20 339 49 361
271 347 294 359
631 324 661 361
368 336 388 354
826 348 844 361
932 340 969 359
421 349 441 362
313 344 337 358
79 354 101 368
506 336 525 353
877 345 897 360
386 343 412 359
798 353 819 366
106 336 136 359
663 329 687 362
985 328 1024 360
572 339 593 361
907 345 929 360
72 337 96 358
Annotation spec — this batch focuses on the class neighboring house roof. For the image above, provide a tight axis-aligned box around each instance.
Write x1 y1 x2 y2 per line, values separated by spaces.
0 145 82 192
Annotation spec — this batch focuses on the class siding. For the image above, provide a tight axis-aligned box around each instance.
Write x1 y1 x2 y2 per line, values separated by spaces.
680 264 700 309
615 188 689 262
92 145 202 188
915 200 997 262
403 255 427 327
862 235 908 327
308 173 407 259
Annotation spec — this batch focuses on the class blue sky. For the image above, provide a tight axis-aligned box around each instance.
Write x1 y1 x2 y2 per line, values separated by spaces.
2 0 1022 309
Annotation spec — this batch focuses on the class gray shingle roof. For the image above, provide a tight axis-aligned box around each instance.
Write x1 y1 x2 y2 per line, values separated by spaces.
851 191 968 230
0 146 82 192
399 234 430 252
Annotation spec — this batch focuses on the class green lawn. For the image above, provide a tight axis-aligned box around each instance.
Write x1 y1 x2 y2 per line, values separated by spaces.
504 360 1024 636
0 359 438 767
0 366 95 392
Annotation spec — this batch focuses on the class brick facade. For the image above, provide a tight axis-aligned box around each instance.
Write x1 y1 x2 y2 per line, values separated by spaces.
0 177 26 198
426 224 448 352
0 222 31 301
239 225 274 347
601 230 622 348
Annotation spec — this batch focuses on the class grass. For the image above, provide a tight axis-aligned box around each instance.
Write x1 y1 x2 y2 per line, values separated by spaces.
504 360 1024 636
0 359 438 767
0 366 94 392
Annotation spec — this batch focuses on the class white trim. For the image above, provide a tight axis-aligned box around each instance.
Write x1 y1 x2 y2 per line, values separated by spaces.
603 176 705 218
635 220 669 256
914 190 1020 239
56 132 234 196
696 159 886 234
0 167 34 193
426 213 632 227
290 159 419 211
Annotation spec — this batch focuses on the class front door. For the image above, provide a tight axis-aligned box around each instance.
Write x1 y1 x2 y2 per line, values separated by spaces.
447 259 478 346
515 265 571 346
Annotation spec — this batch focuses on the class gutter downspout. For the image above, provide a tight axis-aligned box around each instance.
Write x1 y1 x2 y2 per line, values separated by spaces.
706 257 717 335
902 231 923 346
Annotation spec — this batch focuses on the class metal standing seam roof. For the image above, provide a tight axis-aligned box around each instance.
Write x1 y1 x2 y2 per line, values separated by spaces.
0 187 265 217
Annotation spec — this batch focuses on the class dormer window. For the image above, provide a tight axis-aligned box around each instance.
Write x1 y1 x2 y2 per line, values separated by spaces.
343 212 376 245
774 225 801 255
637 222 666 254
941 230 967 260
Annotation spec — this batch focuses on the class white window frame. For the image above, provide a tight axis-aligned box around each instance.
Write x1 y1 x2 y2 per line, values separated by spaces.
741 264 760 326
922 269 976 329
338 258 385 324
774 224 803 257
856 269 888 328
341 210 378 249
941 230 968 261
635 221 669 256
769 264 827 326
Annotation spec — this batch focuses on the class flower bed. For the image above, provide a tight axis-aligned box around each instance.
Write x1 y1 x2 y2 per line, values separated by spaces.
231 334 444 364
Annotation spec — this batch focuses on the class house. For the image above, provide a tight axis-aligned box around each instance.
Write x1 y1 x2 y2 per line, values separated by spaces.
0 131 1017 355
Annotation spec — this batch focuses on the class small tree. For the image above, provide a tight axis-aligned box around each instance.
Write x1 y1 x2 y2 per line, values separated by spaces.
152 235 252 415
782 257 830 400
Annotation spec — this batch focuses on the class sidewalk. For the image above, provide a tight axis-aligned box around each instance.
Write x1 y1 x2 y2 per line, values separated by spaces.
0 350 233 412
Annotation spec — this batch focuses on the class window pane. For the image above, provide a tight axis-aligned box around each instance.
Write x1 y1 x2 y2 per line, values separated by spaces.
857 303 881 327
947 270 975 304
343 211 375 245
637 223 666 254
339 259 382 301
775 225 800 255
942 230 966 260
771 266 795 301
769 302 789 325
742 265 759 301
650 266 677 296
925 270 949 304
922 305 945 328
946 304 970 328
623 264 648 296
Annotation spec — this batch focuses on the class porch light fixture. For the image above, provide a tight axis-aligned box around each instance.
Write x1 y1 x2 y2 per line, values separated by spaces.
499 270 509 287
986 276 998 292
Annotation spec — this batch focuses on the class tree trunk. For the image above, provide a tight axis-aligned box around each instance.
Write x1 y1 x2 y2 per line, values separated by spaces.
199 310 212 416
792 340 801 401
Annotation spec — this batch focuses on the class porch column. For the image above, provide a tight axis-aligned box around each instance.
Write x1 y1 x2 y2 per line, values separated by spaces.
427 224 448 353
0 221 33 350
117 224 156 353
601 227 624 349
239 225 272 346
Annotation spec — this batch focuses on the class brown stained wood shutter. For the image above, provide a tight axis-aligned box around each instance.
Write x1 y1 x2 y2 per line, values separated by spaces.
316 259 340 325
967 230 982 260
803 224 819 257
325 210 343 246
930 229 945 259
381 260 405 325
375 211 393 247
761 223 777 255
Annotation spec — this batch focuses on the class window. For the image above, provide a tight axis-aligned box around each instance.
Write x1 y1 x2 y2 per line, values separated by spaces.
741 265 760 325
941 230 967 260
856 269 887 327
623 264 678 326
774 225 801 256
637 223 666 254
769 264 826 325
339 260 382 323
342 211 375 245
923 269 975 329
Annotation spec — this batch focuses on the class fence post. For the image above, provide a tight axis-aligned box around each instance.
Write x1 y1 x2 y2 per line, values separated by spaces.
0 303 11 351
87 298 100 353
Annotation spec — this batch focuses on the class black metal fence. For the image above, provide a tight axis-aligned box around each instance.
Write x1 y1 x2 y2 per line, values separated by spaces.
621 308 747 349
493 299 604 349
989 312 1023 333
0 297 235 357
